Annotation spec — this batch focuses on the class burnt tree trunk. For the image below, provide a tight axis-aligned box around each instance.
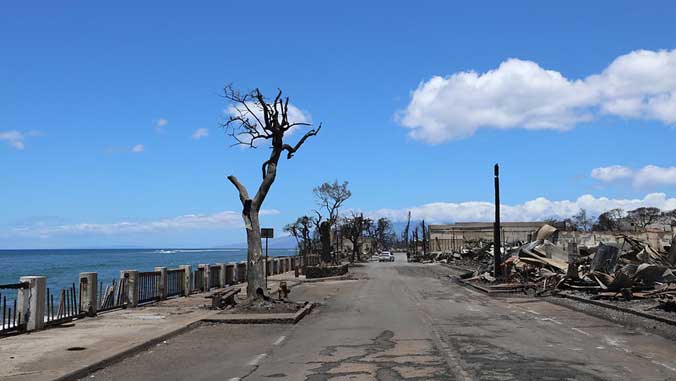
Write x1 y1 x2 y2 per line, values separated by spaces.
224 87 320 301
228 164 277 300
320 221 332 264
351 240 359 263
242 201 265 298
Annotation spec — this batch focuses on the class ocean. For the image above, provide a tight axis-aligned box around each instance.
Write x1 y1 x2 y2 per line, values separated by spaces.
0 248 297 305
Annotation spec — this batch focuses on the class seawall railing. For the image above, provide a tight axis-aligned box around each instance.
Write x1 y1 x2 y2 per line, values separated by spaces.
0 282 28 335
166 269 184 298
0 255 305 338
98 278 127 312
45 283 83 326
138 271 161 305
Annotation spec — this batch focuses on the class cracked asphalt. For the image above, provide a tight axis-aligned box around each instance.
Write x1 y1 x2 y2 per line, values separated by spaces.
84 253 676 380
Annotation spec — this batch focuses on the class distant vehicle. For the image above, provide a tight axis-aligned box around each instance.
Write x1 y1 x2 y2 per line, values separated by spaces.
378 251 395 262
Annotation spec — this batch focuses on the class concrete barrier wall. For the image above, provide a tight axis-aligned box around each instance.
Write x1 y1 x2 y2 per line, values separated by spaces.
237 262 247 283
9 255 302 334
225 263 236 285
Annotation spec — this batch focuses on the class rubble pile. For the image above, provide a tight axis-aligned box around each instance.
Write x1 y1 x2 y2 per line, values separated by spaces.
447 225 676 314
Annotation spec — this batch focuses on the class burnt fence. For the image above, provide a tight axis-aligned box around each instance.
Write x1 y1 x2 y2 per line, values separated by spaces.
45 283 83 326
0 282 28 335
97 278 127 312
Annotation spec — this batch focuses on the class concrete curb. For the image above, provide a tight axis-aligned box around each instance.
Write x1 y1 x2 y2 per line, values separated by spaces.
54 320 206 381
455 275 676 341
547 294 676 341
48 276 307 380
456 278 527 297
300 274 354 283
56 302 316 380
204 302 316 324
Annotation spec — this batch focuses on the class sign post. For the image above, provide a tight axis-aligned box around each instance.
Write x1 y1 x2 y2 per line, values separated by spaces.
261 228 274 285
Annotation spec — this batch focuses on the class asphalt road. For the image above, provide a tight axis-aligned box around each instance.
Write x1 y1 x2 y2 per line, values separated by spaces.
84 253 676 380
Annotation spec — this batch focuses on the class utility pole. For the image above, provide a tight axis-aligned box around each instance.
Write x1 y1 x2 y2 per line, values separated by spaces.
493 164 502 280
421 220 427 256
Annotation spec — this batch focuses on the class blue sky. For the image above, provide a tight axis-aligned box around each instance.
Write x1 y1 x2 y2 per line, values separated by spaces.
1 1 676 248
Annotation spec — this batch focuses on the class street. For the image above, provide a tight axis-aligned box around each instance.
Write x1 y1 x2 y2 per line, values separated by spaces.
85 253 676 380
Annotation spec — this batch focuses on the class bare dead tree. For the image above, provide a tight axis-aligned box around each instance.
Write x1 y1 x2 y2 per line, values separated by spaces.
342 212 370 263
313 180 352 264
223 85 321 301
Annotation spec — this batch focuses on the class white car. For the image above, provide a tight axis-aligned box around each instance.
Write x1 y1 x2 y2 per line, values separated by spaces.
378 251 395 262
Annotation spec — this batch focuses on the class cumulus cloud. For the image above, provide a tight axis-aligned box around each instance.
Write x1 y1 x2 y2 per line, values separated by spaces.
366 193 676 223
225 102 311 146
4 209 280 238
192 128 209 140
0 130 41 150
591 164 676 187
131 144 144 153
399 49 676 143
590 165 634 182
634 165 676 187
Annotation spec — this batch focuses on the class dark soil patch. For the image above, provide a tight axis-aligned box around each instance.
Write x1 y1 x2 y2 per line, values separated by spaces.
230 299 305 314
306 263 349 279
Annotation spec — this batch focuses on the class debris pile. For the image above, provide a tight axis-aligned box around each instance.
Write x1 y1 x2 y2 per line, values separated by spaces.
448 224 676 313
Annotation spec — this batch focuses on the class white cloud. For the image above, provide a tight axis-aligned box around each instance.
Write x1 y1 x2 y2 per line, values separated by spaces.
634 165 676 187
399 49 676 143
0 131 25 149
0 130 40 150
4 209 281 238
131 144 144 153
192 128 209 140
590 165 634 182
154 118 168 132
367 193 676 223
591 164 676 187
226 102 311 146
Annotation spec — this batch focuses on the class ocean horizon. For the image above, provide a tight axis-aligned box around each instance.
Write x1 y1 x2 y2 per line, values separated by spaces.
0 247 298 304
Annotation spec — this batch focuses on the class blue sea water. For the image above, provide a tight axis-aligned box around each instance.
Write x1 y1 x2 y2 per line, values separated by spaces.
0 248 296 304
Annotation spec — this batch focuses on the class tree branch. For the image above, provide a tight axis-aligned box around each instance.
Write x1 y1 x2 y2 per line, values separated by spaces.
282 123 322 159
227 175 250 204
